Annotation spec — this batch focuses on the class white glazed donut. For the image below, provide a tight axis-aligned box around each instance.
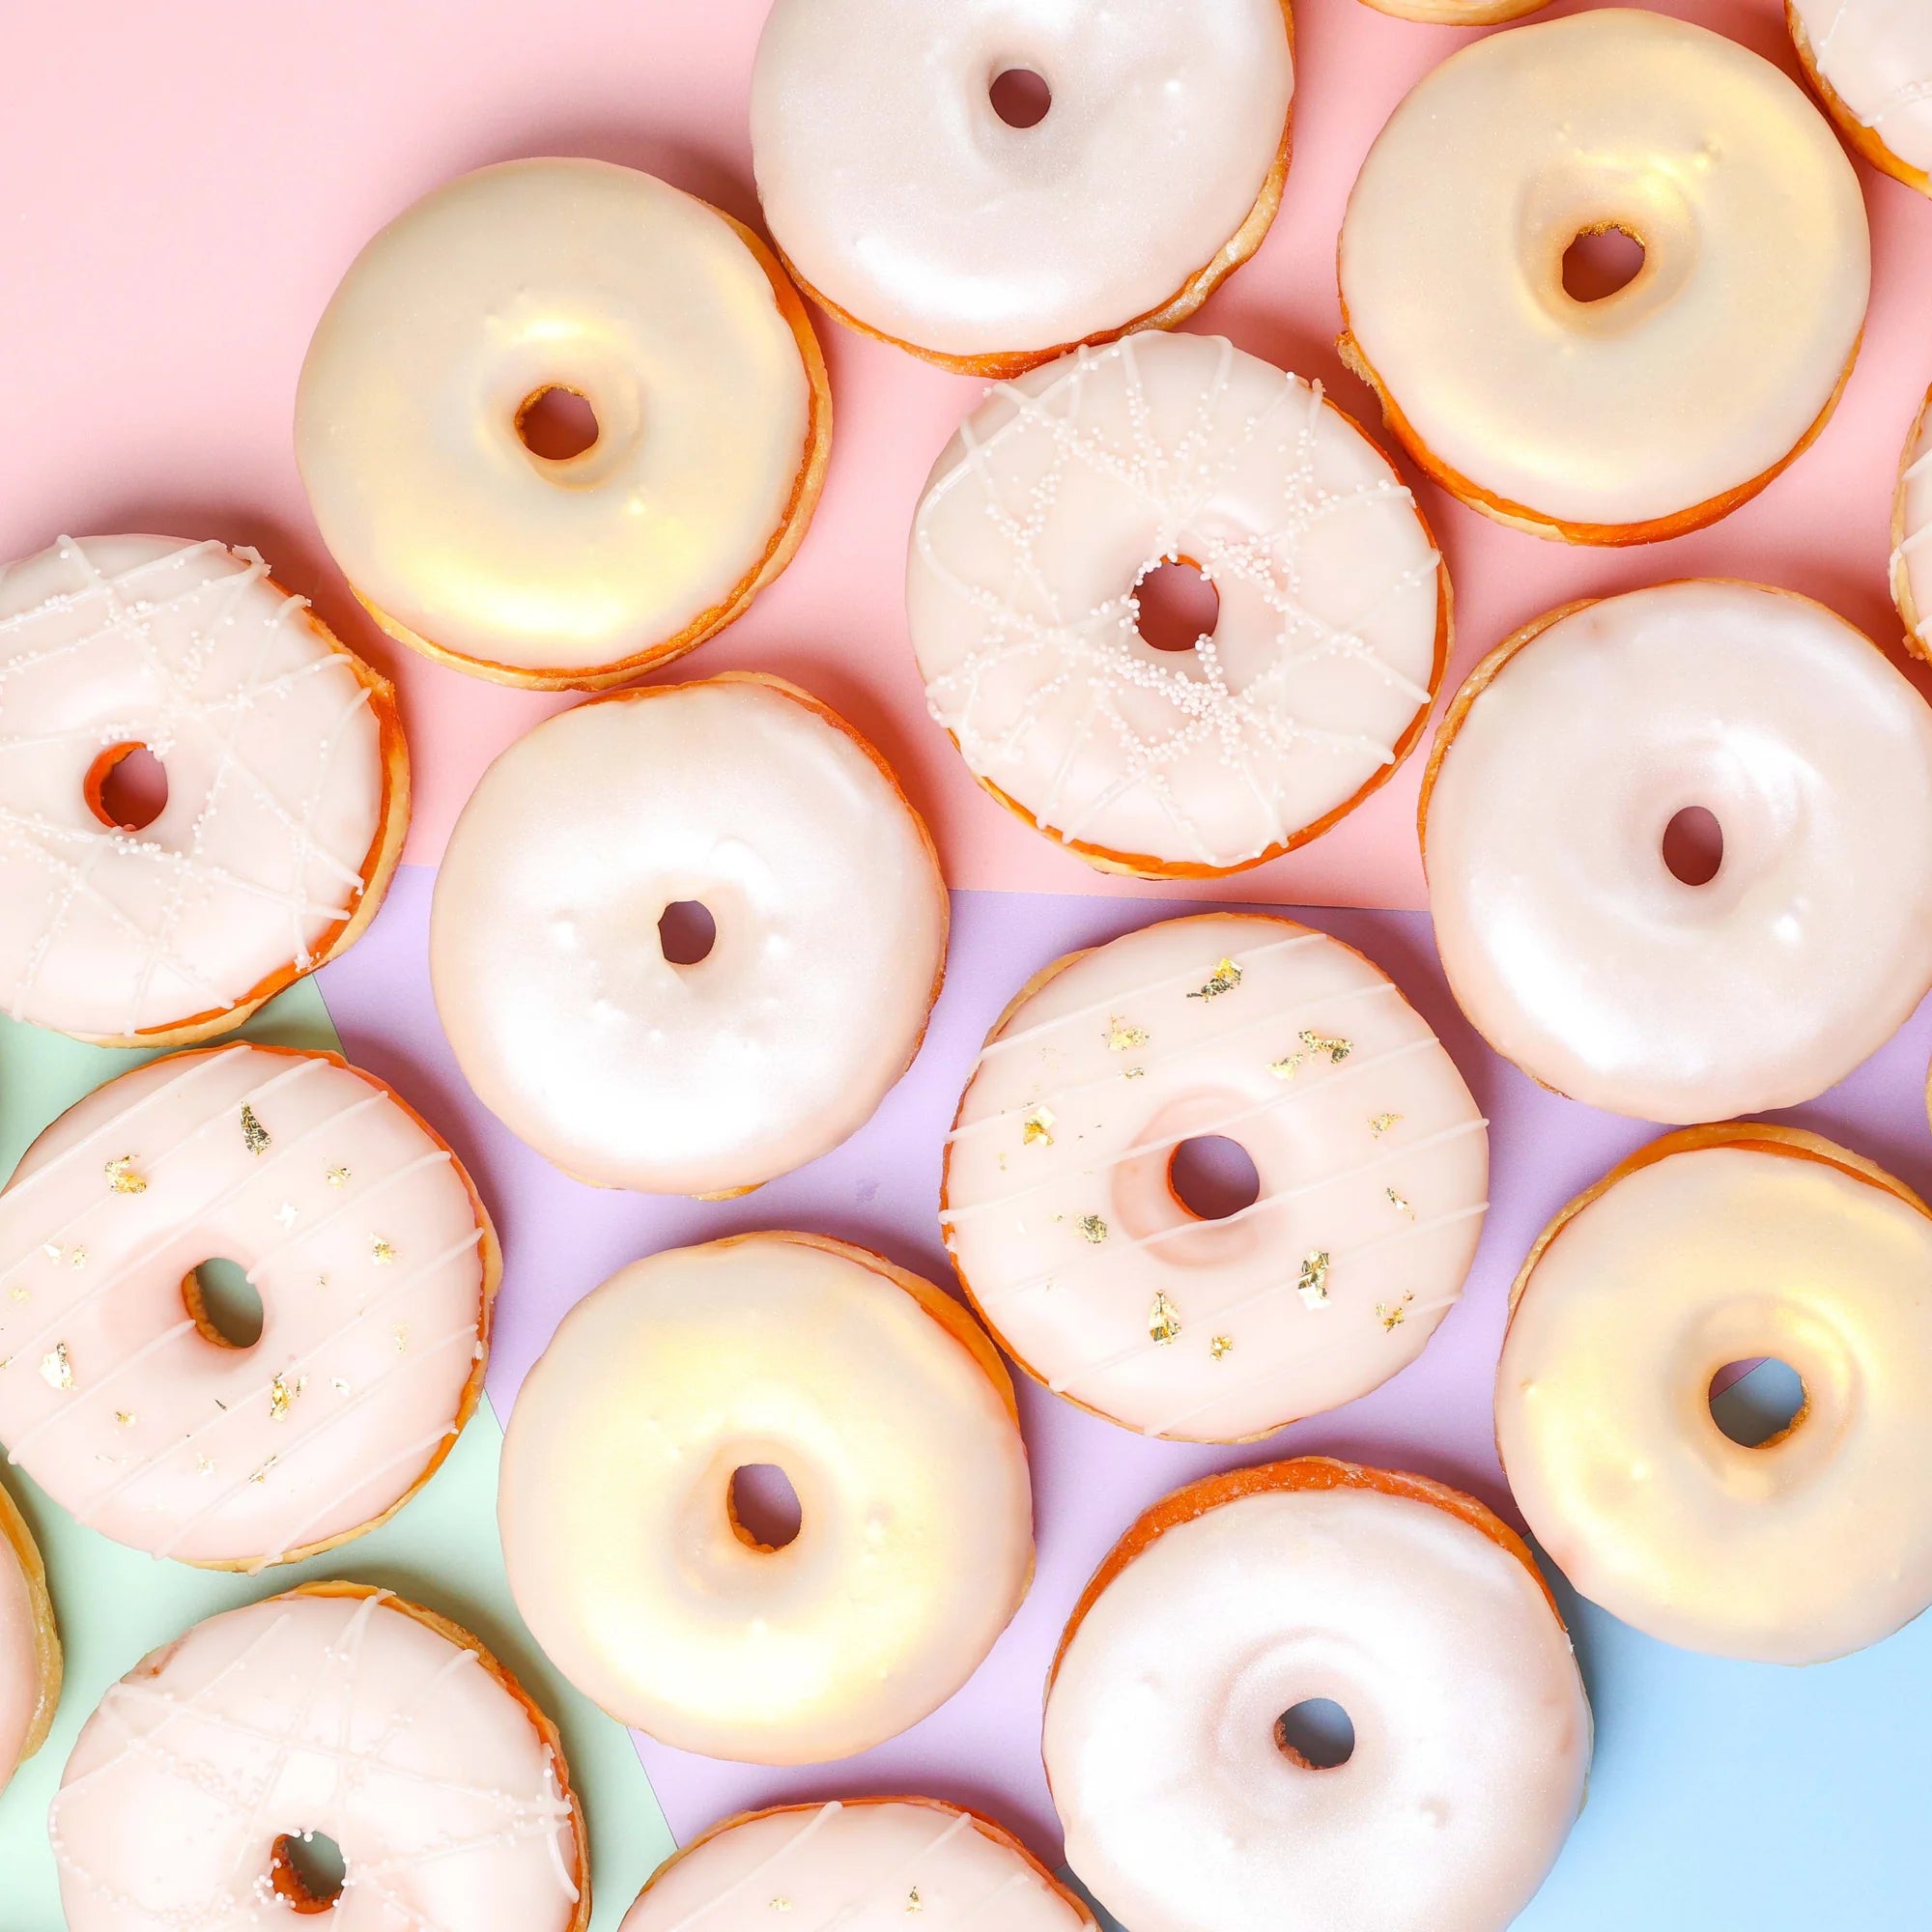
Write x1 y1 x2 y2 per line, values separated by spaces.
907 332 1447 877
51 1583 587 1929
0 1043 497 1570
1043 1460 1591 1932
297 158 831 691
497 1233 1034 1764
1497 1125 1932 1664
1422 581 1932 1123
0 1478 59 1792
942 913 1487 1441
0 534 406 1045
430 673 948 1197
750 0 1293 375
1339 10 1869 544
1791 0 1932 196
619 1799 1095 1930
1890 383 1932 660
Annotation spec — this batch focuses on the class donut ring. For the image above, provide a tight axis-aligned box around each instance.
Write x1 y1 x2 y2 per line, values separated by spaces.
0 1475 60 1793
618 1799 1095 1929
298 158 831 691
0 1042 497 1571
498 1232 1035 1765
1889 383 1932 663
0 534 407 1047
51 1580 588 1930
1338 10 1868 545
1043 1458 1591 1932
1790 0 1932 198
1420 580 1932 1122
1498 1123 1932 1664
750 0 1293 377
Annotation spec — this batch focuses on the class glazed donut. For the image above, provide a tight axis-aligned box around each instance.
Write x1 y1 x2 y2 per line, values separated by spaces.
1890 382 1932 660
1422 581 1932 1122
497 1233 1033 1763
0 1476 59 1793
297 158 830 691
943 913 1487 1441
1338 10 1868 544
1498 1124 1932 1664
1043 1459 1590 1932
0 534 406 1046
619 1800 1094 1930
430 673 948 1197
1790 0 1932 197
0 1042 497 1570
1357 0 1547 21
907 332 1447 877
750 0 1293 376
50 1582 587 1929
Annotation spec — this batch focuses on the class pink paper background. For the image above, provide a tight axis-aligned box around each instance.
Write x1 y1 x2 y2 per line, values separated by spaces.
6 0 1931 911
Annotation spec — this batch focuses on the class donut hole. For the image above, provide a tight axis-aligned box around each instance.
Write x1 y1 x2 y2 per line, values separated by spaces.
1561 224 1645 303
1168 1135 1262 1221
183 1258 264 1351
1662 806 1723 887
269 1830 346 1913
84 742 168 832
1134 556 1220 655
1275 1697 1355 1770
658 899 717 966
727 1463 803 1552
516 385 600 461
1709 1357 1807 1449
989 67 1052 128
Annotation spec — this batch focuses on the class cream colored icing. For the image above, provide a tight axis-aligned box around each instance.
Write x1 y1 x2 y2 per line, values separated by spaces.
1043 1476 1590 1932
1793 0 1932 173
620 1801 1094 1930
943 913 1486 1440
1497 1140 1932 1663
497 1235 1034 1764
297 158 815 678
1890 385 1932 647
52 1588 581 1929
1425 582 1932 1123
0 1044 491 1568
749 0 1293 360
0 1521 37 1783
1339 10 1869 530
908 333 1441 872
0 535 386 1040
429 676 948 1196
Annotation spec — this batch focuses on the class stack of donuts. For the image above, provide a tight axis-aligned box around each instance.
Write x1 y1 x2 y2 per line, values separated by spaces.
7 0 1932 1927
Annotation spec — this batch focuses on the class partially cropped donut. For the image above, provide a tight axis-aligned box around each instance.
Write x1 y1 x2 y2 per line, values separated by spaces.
751 0 1293 375
0 1043 497 1569
1790 0 1932 197
1339 10 1868 543
1498 1124 1932 1664
908 331 1447 876
1357 0 1547 21
0 534 406 1045
1422 581 1932 1122
1890 382 1932 660
0 1477 59 1794
1044 1459 1590 1932
498 1233 1033 1763
298 158 831 690
943 913 1487 1440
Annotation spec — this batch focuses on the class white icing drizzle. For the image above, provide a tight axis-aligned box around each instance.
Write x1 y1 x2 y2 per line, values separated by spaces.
907 333 1442 872
1793 0 1932 174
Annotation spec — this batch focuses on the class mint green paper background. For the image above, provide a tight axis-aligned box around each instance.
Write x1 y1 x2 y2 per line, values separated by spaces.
0 994 673 1928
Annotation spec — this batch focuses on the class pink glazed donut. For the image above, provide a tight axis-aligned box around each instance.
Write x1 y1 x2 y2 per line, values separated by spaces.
0 1043 497 1570
0 1477 59 1793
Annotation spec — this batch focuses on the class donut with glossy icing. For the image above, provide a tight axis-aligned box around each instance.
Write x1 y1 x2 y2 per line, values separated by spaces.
1498 1124 1932 1663
942 913 1487 1441
498 1233 1034 1764
0 1042 497 1571
1889 382 1932 661
750 0 1293 376
1358 0 1547 21
430 673 948 1197
0 534 406 1046
297 158 831 691
51 1581 587 1930
1790 0 1932 196
1422 581 1932 1122
1339 10 1869 545
907 332 1448 877
0 1476 60 1793
1043 1459 1590 1932
620 1799 1094 1930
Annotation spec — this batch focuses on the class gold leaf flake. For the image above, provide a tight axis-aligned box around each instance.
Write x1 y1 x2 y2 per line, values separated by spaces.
1022 1106 1056 1148
1369 1112 1402 1138
248 1454 279 1485
241 1103 270 1155
1210 1333 1234 1361
1122 1064 1146 1080
104 1153 148 1194
326 1165 350 1187
8 1286 29 1304
316 1274 328 1292
115 1409 136 1428
68 1248 86 1268
769 1903 791 1916
1149 1293 1182 1345
1268 1051 1305 1081
1078 1213 1109 1244
196 1455 215 1478
269 1373 306 1422
906 1888 923 1915
1299 1029 1351 1065
1106 1017 1150 1052
1386 1187 1414 1220
1377 1292 1415 1331
371 1236 395 1265
392 1322 410 1352
1297 1251 1331 1308
39 1342 73 1391
1188 957 1243 1001
331 1377 351 1395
